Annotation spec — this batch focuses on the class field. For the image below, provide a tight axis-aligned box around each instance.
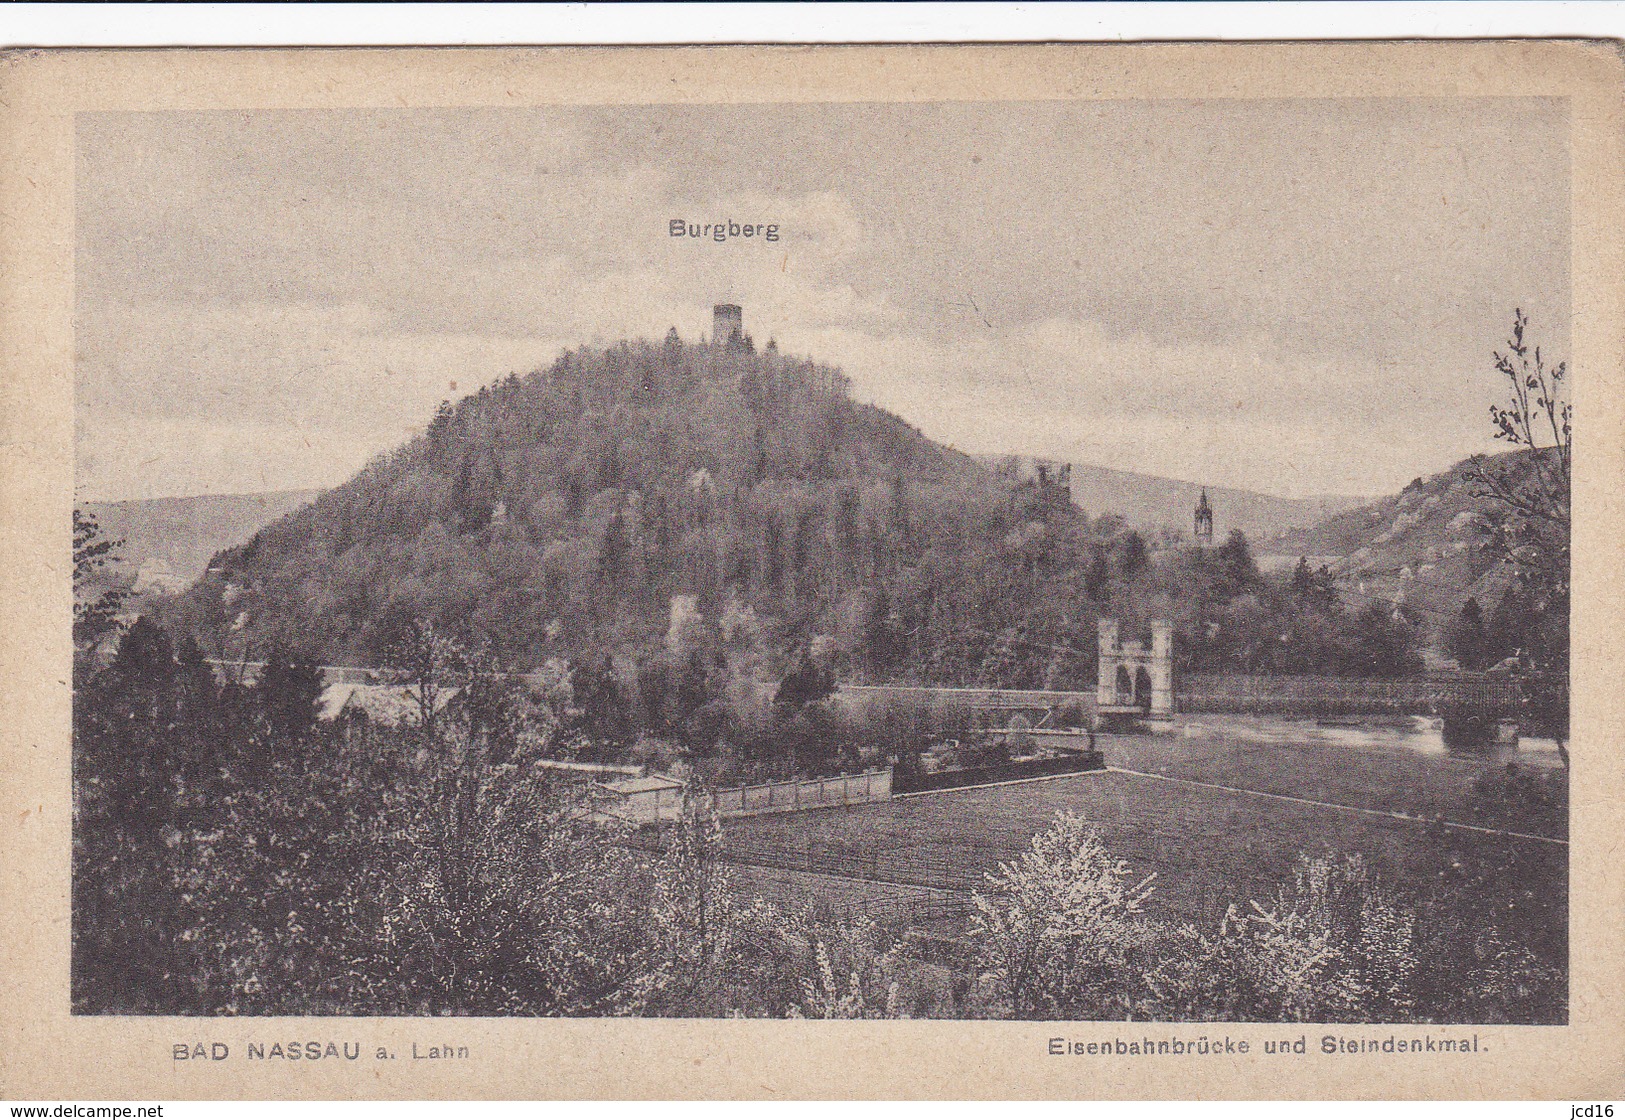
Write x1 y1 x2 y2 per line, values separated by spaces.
726 865 968 929
1092 717 1567 840
719 727 1568 968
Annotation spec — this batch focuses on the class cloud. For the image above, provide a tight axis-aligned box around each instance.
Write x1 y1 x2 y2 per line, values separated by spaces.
74 180 906 498
74 102 1568 501
786 311 1497 496
76 298 571 498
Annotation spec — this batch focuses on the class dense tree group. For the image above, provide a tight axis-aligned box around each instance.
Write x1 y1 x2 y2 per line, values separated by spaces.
151 335 1430 709
70 613 1561 1022
72 615 806 1016
1089 531 1425 679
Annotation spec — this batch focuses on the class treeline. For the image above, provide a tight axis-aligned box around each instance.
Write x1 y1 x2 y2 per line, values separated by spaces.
1447 588 1562 673
1019 526 1427 680
73 619 1558 1021
150 333 1429 695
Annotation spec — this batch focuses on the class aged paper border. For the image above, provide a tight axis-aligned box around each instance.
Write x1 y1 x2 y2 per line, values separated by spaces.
1 43 1621 1100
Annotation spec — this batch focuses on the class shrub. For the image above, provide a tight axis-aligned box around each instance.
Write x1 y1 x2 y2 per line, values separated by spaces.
1439 701 1496 750
959 736 1013 769
969 811 1157 1019
1147 854 1418 1022
1051 701 1091 730
793 915 907 1019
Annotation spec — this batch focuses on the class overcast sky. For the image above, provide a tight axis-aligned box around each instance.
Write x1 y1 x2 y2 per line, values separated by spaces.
75 99 1569 501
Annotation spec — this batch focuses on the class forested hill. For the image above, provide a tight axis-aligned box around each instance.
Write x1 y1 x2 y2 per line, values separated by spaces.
1265 451 1536 640
156 333 1108 682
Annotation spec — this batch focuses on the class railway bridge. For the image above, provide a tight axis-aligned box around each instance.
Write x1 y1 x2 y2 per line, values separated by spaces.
838 670 1538 727
206 658 1542 728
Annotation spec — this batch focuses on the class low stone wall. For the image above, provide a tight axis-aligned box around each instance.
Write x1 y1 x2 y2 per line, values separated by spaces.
710 769 893 818
604 768 893 824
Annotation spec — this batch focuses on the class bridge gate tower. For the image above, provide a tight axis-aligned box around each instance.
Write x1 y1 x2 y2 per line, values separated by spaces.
1097 618 1175 723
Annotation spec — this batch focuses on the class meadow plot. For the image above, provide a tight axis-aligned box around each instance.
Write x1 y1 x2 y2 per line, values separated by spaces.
723 766 1567 976
1095 718 1568 840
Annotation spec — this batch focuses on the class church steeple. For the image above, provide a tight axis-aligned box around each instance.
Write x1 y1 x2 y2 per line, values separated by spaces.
1194 488 1214 546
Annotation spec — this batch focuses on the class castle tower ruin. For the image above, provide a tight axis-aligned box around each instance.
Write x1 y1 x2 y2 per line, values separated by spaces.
712 303 744 349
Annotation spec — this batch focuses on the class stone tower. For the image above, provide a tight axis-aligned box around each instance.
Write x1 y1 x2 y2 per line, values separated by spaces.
1194 488 1213 547
712 303 744 349
1097 617 1175 722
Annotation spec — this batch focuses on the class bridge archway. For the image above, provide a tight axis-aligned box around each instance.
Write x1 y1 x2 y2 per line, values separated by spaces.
1096 618 1175 720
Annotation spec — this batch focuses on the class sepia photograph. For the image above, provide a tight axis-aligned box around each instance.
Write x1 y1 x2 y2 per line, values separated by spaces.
2 39 1620 1100
68 93 1573 1025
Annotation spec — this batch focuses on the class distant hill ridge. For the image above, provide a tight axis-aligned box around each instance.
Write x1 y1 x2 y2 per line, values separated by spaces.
980 454 1367 542
80 490 323 595
110 330 1520 671
100 454 1357 607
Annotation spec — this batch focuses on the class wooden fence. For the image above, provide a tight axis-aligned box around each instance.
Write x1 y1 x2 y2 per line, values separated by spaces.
600 782 688 825
710 769 893 817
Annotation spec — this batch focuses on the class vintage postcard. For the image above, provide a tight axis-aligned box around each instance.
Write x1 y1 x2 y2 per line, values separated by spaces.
1 42 1622 1099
